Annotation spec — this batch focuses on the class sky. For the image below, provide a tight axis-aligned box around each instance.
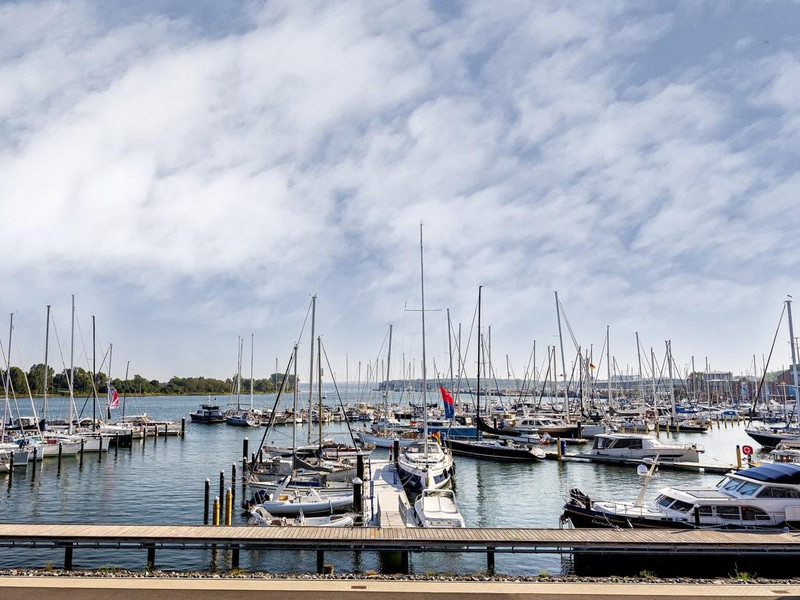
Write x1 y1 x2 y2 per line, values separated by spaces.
1 0 799 385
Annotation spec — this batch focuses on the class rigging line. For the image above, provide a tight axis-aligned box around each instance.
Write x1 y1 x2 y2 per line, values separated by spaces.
320 340 357 447
557 297 581 353
253 350 295 459
50 317 75 396
451 295 478 398
747 303 787 427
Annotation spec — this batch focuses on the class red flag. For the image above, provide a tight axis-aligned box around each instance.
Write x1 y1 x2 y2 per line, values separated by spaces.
439 386 454 419
108 385 120 409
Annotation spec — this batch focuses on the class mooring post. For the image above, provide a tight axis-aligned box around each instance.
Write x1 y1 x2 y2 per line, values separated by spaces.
57 442 63 473
694 505 701 526
204 478 211 525
213 497 220 526
393 438 400 466
353 477 363 517
146 544 156 569
225 487 233 526
556 438 562 461
487 549 496 575
31 447 38 480
231 545 240 570
98 439 103 463
64 544 73 571
115 433 119 456
356 451 365 481
242 438 249 466
231 463 237 509
79 438 85 467
219 470 225 509
181 417 186 438
317 550 325 574
164 423 168 441
154 424 159 443
736 445 742 469
7 453 13 486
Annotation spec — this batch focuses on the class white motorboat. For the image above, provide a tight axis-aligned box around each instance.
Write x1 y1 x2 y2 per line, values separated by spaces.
414 488 466 528
582 433 703 463
563 463 800 529
250 476 354 516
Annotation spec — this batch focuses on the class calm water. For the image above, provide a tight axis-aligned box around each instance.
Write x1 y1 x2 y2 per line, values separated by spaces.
0 393 761 575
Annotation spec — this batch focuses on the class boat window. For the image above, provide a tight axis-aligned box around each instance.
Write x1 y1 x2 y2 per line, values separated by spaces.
595 438 609 449
716 477 731 489
741 506 771 521
736 482 761 497
716 506 741 520
629 439 643 450
655 495 674 508
758 487 800 498
612 439 629 449
670 500 694 513
697 505 713 516
723 479 743 491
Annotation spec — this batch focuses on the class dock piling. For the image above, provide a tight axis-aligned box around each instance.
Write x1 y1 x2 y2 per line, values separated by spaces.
353 477 363 518
316 550 325 574
79 438 85 467
57 442 63 473
164 424 168 441
556 438 562 461
98 439 103 462
231 545 240 570
181 417 186 437
736 445 742 469
231 464 237 509
63 544 73 571
203 479 210 525
146 543 155 569
115 433 119 456
487 550 495 575
242 438 249 466
219 470 225 510
392 439 400 466
212 497 220 526
225 487 233 526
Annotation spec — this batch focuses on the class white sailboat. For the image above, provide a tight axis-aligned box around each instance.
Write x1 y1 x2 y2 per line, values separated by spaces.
397 224 455 492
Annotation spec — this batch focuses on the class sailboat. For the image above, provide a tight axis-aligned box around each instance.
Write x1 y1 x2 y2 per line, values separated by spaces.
396 224 455 492
447 287 546 462
227 334 260 427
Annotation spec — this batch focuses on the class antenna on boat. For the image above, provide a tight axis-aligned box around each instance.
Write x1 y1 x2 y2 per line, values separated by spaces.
635 453 660 507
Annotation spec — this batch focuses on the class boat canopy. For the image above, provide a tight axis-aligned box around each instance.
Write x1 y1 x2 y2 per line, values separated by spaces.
735 463 800 485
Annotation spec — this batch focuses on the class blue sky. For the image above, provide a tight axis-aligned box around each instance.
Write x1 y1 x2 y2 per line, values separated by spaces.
1 1 799 383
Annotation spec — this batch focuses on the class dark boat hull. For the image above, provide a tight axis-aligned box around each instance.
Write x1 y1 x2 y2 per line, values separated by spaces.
562 503 695 529
447 438 542 461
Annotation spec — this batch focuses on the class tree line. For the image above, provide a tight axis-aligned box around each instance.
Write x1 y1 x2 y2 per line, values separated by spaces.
1 364 297 397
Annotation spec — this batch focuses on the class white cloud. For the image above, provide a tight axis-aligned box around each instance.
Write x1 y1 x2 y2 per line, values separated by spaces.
0 0 798 381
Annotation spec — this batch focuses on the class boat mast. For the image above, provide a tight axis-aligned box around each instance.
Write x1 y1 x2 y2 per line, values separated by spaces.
236 336 243 411
419 223 429 456
385 323 393 421
447 309 453 395
107 343 113 421
476 285 482 442
307 294 316 444
554 291 569 421
317 336 323 450
650 347 657 417
92 315 97 431
606 326 612 411
122 360 130 421
786 297 800 424
43 305 51 425
292 343 298 473
249 333 254 412
667 340 676 424
635 332 644 414
69 295 75 436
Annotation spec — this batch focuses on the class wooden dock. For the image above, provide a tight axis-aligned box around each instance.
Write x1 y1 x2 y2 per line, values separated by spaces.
368 459 413 528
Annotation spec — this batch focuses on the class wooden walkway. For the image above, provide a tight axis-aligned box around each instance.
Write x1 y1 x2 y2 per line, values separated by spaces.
369 460 412 528
0 523 798 552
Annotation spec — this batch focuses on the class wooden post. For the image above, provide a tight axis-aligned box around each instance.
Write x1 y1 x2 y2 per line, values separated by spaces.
556 438 562 461
64 544 73 571
164 423 168 441
57 442 63 473
225 487 233 526
231 545 240 570
219 471 225 510
115 433 119 456
213 497 220 526
31 447 37 480
242 438 249 466
98 438 103 462
231 464 237 509
317 550 325 574
79 438 85 467
146 544 155 569
736 445 742 469
181 417 186 438
487 549 495 575
204 479 211 525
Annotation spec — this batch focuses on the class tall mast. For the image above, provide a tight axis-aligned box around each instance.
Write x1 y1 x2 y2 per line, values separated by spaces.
635 332 644 413
786 297 800 423
249 333 254 411
122 360 130 420
554 291 569 420
107 343 113 421
69 295 75 435
307 294 316 444
92 315 97 430
650 347 657 413
476 285 482 442
447 309 453 393
419 223 429 455
317 336 323 450
606 326 612 409
236 336 243 411
43 305 51 424
667 340 676 423
292 344 298 469
385 324 393 420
